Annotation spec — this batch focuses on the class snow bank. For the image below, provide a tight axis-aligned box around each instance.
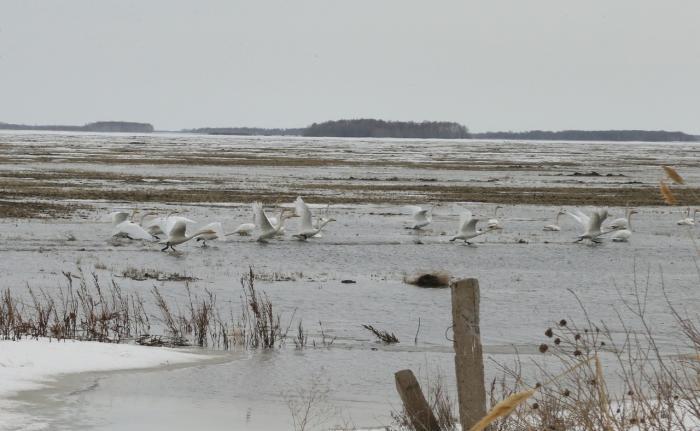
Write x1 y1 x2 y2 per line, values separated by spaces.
0 338 206 398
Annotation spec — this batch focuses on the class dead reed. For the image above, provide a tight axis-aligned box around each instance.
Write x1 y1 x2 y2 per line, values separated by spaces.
0 267 295 351
390 370 459 431
0 270 150 342
239 267 285 349
660 180 678 205
480 282 700 431
663 165 685 185
362 324 399 344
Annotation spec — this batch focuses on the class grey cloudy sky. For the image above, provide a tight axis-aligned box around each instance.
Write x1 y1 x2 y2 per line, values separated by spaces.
1 1 699 132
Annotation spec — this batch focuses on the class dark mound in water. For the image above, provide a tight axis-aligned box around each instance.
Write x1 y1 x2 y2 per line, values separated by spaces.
404 271 450 288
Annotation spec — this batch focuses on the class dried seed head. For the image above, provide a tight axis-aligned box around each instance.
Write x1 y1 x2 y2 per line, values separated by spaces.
562 389 570 397
573 349 582 356
545 328 554 337
469 389 537 431
539 344 549 353
558 319 567 327
554 338 561 345
531 402 539 410
662 165 685 185
600 341 606 346
660 180 678 205
574 333 581 341
535 382 542 389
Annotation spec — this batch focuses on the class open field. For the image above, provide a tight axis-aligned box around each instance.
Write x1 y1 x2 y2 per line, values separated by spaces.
1 131 699 430
2 132 700 217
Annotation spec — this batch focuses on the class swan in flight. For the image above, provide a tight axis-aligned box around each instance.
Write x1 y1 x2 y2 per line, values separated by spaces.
253 202 293 242
159 219 210 252
543 208 565 231
566 208 609 244
194 222 226 247
310 204 332 237
608 208 638 231
140 212 197 237
109 211 157 241
677 207 697 226
110 211 130 226
292 197 336 240
405 205 432 230
486 205 504 230
449 210 490 245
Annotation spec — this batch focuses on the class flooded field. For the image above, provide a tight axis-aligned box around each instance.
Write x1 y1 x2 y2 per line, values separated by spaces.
1 131 699 430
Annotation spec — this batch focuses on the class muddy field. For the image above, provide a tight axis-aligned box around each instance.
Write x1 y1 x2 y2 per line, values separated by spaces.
1 131 699 430
2 131 700 217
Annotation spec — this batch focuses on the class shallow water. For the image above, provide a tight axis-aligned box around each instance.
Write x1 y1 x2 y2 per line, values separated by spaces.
2 202 699 429
1 132 699 429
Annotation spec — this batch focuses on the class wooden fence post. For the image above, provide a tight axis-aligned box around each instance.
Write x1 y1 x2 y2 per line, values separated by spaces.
451 278 486 429
394 369 440 431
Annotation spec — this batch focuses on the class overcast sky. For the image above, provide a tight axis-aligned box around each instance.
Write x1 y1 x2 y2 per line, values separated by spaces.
1 1 699 132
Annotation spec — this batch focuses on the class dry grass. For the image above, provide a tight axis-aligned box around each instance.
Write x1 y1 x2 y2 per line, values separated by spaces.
470 389 537 431
254 270 304 282
0 271 149 342
0 268 295 351
0 200 80 219
362 324 399 344
5 177 700 207
663 165 685 185
479 281 700 431
390 370 459 431
239 267 286 349
660 180 678 205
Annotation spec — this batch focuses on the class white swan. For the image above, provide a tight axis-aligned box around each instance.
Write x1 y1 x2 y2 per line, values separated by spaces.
405 205 432 230
677 207 697 226
292 197 335 240
109 211 130 226
193 222 226 247
608 208 638 231
226 207 257 237
449 210 490 244
253 202 292 243
543 208 565 231
159 220 209 252
229 222 256 236
566 208 609 244
109 211 156 241
486 205 504 230
611 229 632 242
141 212 197 237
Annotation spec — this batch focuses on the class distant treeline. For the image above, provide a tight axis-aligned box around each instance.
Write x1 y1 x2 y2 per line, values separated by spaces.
471 130 698 142
303 119 470 139
184 127 304 136
3 119 697 142
0 121 154 133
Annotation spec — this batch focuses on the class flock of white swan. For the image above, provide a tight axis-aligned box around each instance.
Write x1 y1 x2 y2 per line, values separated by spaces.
108 198 699 252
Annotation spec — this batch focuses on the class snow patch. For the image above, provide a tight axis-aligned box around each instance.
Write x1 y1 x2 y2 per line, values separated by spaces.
0 338 207 430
